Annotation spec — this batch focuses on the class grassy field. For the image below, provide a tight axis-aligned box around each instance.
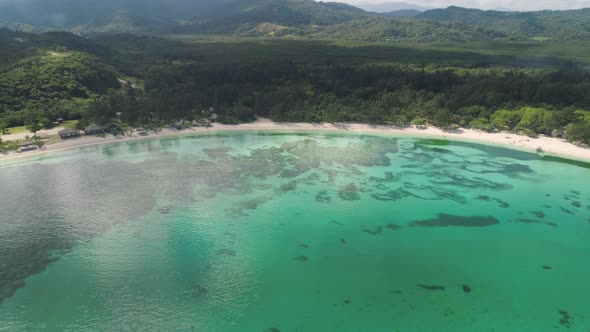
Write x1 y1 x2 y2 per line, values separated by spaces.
4 125 29 135
4 120 78 136
62 120 78 129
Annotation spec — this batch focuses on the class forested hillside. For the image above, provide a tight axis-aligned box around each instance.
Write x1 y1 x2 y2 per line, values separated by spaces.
419 6 590 41
0 28 111 67
310 17 508 42
0 30 119 128
81 35 590 144
3 0 590 43
1 24 590 145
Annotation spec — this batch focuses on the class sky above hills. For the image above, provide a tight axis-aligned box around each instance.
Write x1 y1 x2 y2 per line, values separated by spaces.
350 0 590 11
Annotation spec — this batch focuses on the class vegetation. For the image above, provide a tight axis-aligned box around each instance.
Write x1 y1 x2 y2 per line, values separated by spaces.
5 0 590 43
418 6 590 41
1 27 590 149
310 17 508 42
0 43 119 127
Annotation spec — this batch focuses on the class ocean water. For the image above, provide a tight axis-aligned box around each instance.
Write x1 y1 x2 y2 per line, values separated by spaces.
0 132 589 331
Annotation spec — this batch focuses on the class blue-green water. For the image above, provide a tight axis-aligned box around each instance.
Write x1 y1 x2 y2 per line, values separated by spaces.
0 132 589 331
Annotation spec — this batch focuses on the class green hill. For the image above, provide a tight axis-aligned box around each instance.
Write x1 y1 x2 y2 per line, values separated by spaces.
382 9 422 18
0 28 112 67
418 6 590 41
0 30 119 127
310 17 508 42
4 1 590 42
171 0 372 35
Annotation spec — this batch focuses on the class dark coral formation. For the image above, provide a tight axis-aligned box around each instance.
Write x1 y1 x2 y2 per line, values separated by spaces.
203 147 231 159
561 207 575 215
371 188 412 201
371 184 466 204
385 224 401 230
338 183 361 201
515 218 558 228
278 181 297 192
417 284 445 291
315 190 332 203
226 196 272 216
476 195 509 208
493 198 510 208
369 172 401 184
362 226 383 235
431 174 513 191
409 214 499 228
462 285 471 293
193 285 208 299
559 310 572 328
158 206 174 214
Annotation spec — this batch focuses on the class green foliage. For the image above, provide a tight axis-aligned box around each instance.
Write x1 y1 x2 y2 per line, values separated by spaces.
26 122 43 135
470 118 495 132
310 17 508 43
411 117 428 126
6 0 590 44
0 29 112 68
574 110 590 126
85 87 141 125
0 50 119 126
75 119 90 131
515 107 558 135
566 123 590 144
0 140 17 154
33 137 45 148
222 105 257 123
491 109 521 130
0 119 7 134
419 6 590 41
564 110 590 144
2 29 590 146
432 109 452 128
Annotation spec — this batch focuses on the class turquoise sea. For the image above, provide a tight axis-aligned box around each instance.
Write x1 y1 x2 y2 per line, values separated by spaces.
0 132 589 331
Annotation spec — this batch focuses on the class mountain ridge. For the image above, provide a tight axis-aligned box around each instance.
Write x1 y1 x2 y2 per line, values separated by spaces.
418 6 590 40
2 1 590 42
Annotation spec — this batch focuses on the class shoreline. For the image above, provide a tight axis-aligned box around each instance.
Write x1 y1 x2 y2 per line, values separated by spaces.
1 119 590 163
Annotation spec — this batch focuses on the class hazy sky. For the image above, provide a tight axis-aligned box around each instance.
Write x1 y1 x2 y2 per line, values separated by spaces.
349 0 590 11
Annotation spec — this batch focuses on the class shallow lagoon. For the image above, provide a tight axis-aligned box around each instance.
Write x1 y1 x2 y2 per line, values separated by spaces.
0 132 589 331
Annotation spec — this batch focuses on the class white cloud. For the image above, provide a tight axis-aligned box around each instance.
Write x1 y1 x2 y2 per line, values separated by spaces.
348 0 590 11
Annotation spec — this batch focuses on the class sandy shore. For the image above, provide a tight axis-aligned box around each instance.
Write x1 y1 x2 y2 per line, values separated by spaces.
1 118 590 163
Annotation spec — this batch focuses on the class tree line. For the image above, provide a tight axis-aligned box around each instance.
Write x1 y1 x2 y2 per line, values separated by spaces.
77 62 590 144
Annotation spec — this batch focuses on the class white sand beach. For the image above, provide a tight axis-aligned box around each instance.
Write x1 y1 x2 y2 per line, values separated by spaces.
2 118 590 162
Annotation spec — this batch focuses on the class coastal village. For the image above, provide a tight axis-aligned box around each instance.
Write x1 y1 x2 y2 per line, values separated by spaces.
0 109 216 157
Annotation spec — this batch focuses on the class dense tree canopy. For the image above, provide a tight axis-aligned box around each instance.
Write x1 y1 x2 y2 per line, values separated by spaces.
79 60 590 145
1 29 590 146
0 51 119 126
